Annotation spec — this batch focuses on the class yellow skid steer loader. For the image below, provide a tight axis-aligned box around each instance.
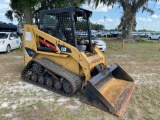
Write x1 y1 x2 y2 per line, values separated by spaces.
21 7 135 117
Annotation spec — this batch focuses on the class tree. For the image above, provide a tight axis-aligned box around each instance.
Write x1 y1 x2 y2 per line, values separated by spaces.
116 0 155 39
5 10 13 21
5 0 85 25
91 23 104 31
5 0 41 24
89 0 159 40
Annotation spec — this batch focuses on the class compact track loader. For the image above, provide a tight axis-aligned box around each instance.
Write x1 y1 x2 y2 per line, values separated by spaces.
22 7 135 117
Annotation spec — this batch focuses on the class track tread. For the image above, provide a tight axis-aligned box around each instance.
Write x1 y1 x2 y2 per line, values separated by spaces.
21 58 82 96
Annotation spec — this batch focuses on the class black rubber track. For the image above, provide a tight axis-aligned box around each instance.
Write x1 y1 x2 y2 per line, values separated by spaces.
21 58 82 96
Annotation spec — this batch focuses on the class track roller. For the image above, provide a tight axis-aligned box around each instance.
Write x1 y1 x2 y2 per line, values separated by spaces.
21 58 82 96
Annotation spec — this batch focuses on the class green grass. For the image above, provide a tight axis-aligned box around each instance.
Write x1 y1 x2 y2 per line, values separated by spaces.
0 42 160 120
104 40 160 120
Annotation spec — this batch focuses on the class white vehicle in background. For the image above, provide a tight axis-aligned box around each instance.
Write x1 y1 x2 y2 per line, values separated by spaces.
139 32 147 37
132 32 139 37
91 36 106 52
148 33 160 40
78 34 107 52
93 31 110 37
101 32 111 37
93 31 102 37
0 32 22 53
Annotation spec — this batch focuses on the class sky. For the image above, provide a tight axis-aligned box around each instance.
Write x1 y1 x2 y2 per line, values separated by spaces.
0 0 160 31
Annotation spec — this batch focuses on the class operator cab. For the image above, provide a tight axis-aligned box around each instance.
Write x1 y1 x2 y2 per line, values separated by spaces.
38 7 92 52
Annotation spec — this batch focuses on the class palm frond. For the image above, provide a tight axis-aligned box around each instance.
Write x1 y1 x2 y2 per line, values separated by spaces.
142 6 154 15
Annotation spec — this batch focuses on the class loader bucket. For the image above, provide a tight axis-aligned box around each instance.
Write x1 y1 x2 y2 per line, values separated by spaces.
84 64 135 117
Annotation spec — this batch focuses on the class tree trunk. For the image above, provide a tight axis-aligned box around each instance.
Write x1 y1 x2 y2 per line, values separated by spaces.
24 7 33 24
125 14 136 42
122 27 126 38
